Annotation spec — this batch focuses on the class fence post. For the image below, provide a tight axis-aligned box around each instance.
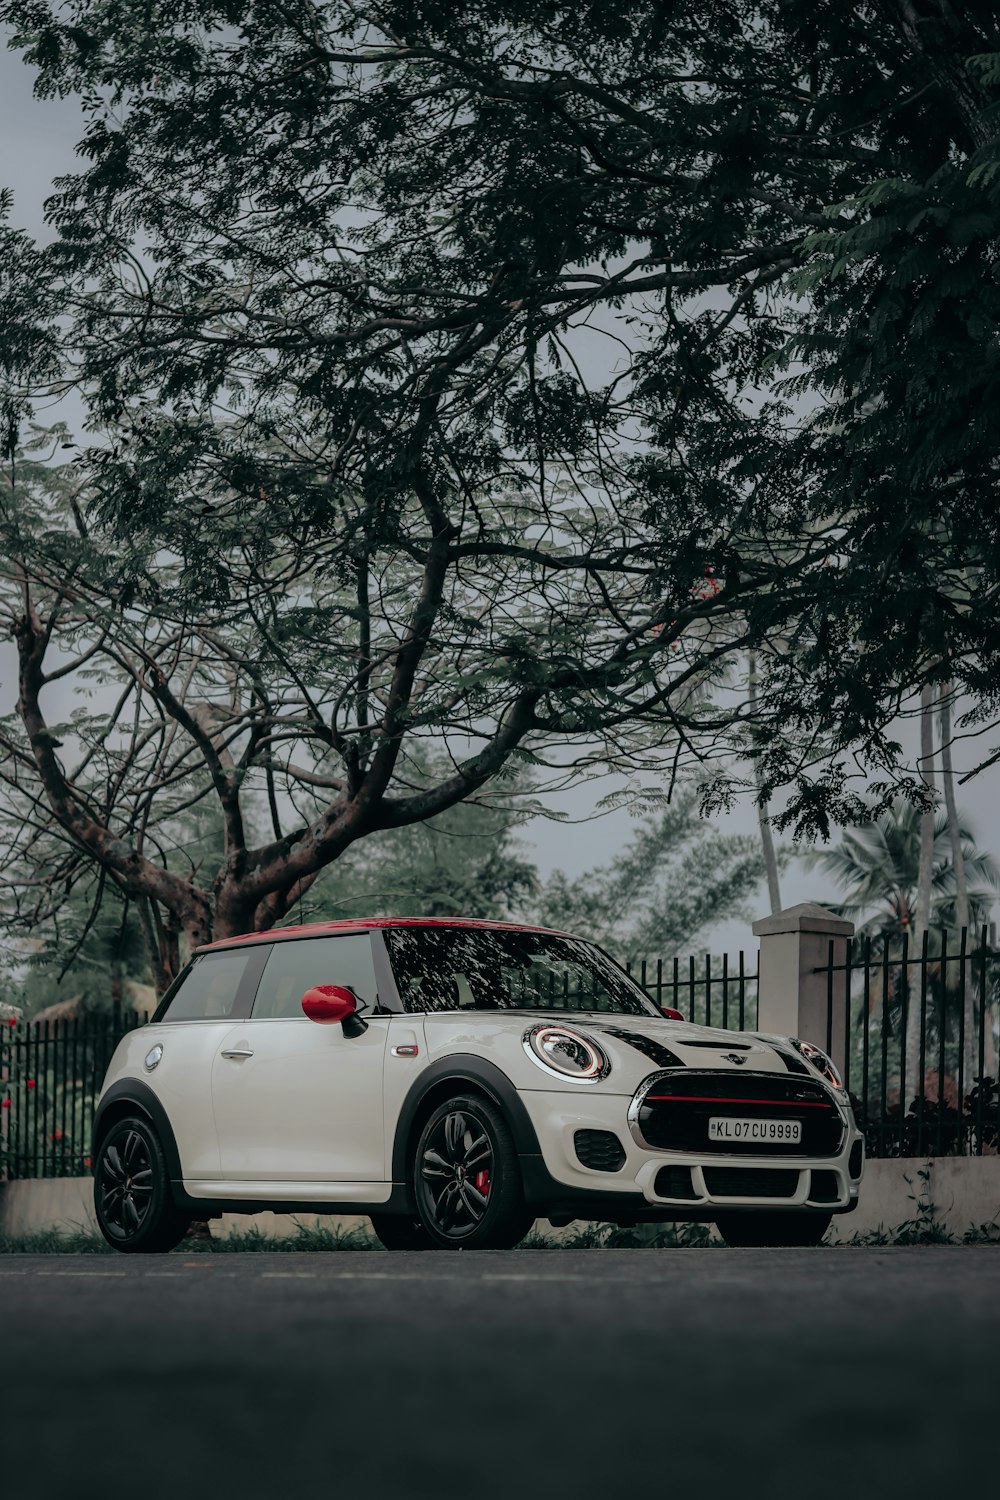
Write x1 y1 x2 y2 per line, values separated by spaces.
752 903 855 1075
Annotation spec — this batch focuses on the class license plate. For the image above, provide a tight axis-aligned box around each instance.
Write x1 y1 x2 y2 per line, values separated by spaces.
708 1117 802 1144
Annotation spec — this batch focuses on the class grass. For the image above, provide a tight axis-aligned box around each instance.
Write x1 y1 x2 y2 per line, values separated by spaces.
2 1217 997 1254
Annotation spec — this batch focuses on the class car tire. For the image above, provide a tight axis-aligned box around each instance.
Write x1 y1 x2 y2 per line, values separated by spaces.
94 1115 191 1253
715 1211 832 1247
412 1093 534 1250
369 1213 433 1251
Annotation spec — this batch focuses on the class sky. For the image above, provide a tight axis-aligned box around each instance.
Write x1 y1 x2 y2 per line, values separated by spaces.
2 32 999 958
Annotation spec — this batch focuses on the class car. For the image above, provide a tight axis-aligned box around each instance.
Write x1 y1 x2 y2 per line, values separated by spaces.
92 917 865 1251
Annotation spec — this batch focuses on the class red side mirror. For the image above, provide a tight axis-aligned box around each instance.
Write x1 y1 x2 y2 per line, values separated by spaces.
660 1006 685 1021
302 984 358 1024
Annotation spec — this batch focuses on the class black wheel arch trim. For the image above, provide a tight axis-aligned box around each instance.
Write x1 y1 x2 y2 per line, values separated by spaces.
92 1079 185 1190
391 1053 544 1207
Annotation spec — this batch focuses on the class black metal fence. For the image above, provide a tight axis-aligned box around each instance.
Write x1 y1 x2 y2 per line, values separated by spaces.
0 1009 148 1180
624 953 759 1031
820 926 1000 1157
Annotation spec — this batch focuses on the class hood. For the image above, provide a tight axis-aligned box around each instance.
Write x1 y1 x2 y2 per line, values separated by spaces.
579 1014 799 1080
420 1007 812 1095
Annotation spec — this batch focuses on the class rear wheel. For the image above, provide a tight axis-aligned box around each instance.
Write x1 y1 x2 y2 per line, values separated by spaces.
716 1211 832 1248
412 1093 534 1250
94 1116 191 1253
369 1213 432 1251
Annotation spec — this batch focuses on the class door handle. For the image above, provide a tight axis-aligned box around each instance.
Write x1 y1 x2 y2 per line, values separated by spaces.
221 1048 254 1059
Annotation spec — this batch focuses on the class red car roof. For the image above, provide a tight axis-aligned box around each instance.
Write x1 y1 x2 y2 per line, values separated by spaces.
198 916 572 953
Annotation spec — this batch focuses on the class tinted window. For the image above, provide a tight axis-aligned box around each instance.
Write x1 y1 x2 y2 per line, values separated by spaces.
251 935 381 1020
384 928 657 1016
160 950 257 1023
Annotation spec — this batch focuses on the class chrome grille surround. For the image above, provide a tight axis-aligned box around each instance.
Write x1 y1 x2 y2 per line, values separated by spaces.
627 1069 849 1159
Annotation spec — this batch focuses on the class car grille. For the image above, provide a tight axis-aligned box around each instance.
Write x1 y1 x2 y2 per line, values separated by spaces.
574 1129 626 1173
702 1167 799 1199
634 1071 845 1157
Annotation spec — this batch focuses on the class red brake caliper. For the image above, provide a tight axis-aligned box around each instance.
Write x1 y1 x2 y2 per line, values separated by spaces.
475 1169 491 1197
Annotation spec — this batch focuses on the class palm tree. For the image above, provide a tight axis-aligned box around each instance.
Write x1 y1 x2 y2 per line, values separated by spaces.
810 800 999 945
747 652 782 914
939 681 977 1078
809 801 1000 1098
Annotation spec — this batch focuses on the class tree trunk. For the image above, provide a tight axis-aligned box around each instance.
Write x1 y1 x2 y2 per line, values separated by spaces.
939 682 977 1091
906 683 936 1104
748 654 782 914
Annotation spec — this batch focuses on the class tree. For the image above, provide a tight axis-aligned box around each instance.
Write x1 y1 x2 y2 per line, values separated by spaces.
809 799 1000 1086
297 762 539 922
13 431 754 981
7 874 152 1021
4 1 1000 976
535 788 783 960
809 800 1000 944
5 2 1000 839
747 653 782 914
939 682 975 1076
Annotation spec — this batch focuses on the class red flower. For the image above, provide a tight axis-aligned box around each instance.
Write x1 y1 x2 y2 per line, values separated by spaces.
50 1128 64 1142
6 1017 16 1028
1 1098 10 1110
83 1156 92 1168
26 1078 36 1090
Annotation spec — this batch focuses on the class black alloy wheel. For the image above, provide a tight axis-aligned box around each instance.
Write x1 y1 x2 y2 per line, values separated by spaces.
368 1213 432 1251
94 1116 190 1253
715 1211 832 1248
413 1093 534 1250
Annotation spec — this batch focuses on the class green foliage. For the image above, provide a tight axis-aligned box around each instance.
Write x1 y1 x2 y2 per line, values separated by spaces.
2 0 1000 958
303 756 539 922
536 788 785 958
5 0 998 852
807 800 1000 947
7 882 151 1020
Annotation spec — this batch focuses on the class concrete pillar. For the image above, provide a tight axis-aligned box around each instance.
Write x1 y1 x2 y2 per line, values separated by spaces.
752 903 855 1074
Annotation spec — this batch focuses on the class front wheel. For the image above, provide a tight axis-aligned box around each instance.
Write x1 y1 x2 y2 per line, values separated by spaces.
412 1093 534 1250
94 1116 191 1253
715 1211 832 1248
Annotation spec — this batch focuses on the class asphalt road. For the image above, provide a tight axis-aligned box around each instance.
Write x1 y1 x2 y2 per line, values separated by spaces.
2 1247 996 1500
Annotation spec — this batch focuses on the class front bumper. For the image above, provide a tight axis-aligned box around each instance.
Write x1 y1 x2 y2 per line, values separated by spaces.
517 1084 864 1219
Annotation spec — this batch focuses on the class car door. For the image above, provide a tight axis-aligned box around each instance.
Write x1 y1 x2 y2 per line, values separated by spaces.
210 933 390 1183
136 944 268 1179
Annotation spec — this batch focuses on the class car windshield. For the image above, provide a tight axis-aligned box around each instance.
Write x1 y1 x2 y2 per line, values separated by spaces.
384 926 659 1016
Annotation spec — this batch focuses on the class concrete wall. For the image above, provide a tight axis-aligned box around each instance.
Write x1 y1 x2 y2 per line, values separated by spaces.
0 1177 99 1238
3 1158 999 1242
826 1156 1000 1243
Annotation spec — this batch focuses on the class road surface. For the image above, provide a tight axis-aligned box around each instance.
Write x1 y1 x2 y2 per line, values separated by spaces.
2 1247 995 1499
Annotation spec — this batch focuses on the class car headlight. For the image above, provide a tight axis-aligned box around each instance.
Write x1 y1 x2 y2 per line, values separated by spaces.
791 1037 845 1091
524 1024 609 1083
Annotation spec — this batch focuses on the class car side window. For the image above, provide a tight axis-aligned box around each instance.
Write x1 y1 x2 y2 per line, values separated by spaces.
157 950 259 1023
251 935 381 1020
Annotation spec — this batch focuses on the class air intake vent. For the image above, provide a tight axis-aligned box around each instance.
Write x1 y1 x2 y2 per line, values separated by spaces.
849 1140 864 1178
653 1165 697 1200
809 1170 840 1203
702 1167 799 1199
574 1130 626 1173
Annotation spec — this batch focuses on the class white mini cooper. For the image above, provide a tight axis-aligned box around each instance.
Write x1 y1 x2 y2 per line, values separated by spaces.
93 918 864 1251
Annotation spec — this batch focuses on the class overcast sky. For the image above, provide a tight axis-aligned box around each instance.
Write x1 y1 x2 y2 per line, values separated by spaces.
3 33 999 956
